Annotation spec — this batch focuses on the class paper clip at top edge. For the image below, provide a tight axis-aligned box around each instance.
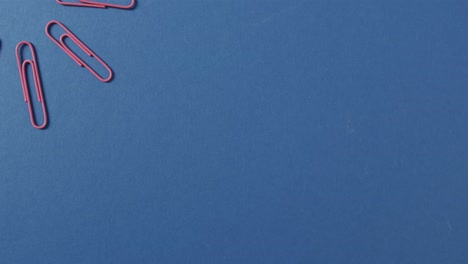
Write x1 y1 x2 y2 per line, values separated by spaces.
79 0 136 9
45 20 113 83
56 0 105 8
15 41 48 130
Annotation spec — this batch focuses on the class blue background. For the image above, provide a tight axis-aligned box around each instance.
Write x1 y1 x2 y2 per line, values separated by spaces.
1 1 468 263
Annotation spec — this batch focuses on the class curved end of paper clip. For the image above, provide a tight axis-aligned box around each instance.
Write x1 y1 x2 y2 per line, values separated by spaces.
103 68 114 83
45 20 59 40
31 108 48 130
87 60 113 82
45 20 70 37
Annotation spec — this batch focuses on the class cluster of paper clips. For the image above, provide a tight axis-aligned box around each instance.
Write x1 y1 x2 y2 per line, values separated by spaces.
15 1 135 130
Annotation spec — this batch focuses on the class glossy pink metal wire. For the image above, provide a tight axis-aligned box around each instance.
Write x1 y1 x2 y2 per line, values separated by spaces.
15 41 48 130
45 20 113 83
56 0 105 8
79 0 136 9
56 0 135 9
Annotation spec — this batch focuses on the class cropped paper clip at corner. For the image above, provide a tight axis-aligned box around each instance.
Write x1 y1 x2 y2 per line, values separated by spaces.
16 41 48 130
80 0 136 9
56 0 136 9
45 20 113 83
56 0 105 8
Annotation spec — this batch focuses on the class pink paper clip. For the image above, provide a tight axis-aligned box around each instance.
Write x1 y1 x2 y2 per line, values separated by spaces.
45 20 113 82
79 0 136 9
15 41 48 130
56 0 105 8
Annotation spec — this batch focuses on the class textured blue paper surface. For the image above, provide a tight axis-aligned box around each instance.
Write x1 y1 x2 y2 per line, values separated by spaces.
1 1 468 263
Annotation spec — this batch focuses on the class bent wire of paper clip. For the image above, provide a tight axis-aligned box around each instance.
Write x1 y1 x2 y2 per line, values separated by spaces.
56 0 136 9
15 41 48 130
45 20 113 82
